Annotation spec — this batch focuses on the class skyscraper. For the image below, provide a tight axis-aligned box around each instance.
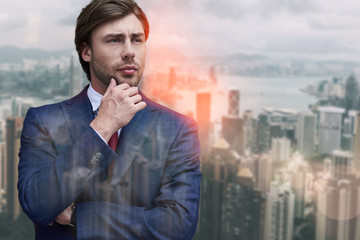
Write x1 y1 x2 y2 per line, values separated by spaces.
228 89 240 117
354 113 360 171
278 154 312 219
0 142 5 191
5 117 23 220
196 92 211 158
297 111 316 157
315 169 360 240
222 89 245 155
252 154 273 194
264 181 295 240
198 138 241 240
220 167 266 240
318 106 345 155
271 137 291 163
255 114 270 154
331 150 353 180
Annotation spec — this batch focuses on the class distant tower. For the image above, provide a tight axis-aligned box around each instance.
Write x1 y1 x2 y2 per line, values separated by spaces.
256 114 271 154
297 112 316 157
222 89 244 155
196 93 211 157
264 181 295 240
198 138 241 240
331 150 353 179
271 137 291 162
315 159 360 240
252 154 273 194
6 117 23 220
220 167 266 240
354 113 360 171
318 106 345 155
228 89 240 117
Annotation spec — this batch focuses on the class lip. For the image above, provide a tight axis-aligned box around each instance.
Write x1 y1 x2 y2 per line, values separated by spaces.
118 65 138 75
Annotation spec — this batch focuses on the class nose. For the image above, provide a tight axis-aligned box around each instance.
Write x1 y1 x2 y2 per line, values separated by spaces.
121 40 135 60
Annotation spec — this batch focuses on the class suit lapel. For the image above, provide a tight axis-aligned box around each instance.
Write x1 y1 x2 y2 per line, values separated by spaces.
61 86 95 143
111 92 160 183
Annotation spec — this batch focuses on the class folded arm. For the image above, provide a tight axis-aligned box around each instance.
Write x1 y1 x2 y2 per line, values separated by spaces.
75 118 201 240
17 107 117 226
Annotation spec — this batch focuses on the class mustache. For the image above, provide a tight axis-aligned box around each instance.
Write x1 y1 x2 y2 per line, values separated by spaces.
113 61 139 69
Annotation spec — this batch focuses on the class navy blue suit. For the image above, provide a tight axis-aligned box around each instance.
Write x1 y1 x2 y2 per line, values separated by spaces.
18 86 201 239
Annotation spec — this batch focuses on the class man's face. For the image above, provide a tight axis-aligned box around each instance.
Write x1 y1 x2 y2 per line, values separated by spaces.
82 14 146 91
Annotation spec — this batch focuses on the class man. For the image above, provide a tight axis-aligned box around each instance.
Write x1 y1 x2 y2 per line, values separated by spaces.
17 0 201 239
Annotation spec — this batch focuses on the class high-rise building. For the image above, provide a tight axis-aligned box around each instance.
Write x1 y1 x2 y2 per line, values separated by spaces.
262 108 298 143
220 167 266 240
297 112 316 158
243 110 255 152
278 154 312 219
222 117 244 155
196 92 211 158
354 113 360 172
271 137 291 163
222 89 245 155
318 106 345 155
331 150 353 179
315 170 360 240
264 181 295 240
228 89 240 117
198 138 241 240
6 117 23 220
11 97 33 117
254 154 273 194
255 114 270 154
0 142 5 191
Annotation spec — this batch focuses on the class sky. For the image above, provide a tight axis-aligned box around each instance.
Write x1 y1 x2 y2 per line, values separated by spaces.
1 0 360 61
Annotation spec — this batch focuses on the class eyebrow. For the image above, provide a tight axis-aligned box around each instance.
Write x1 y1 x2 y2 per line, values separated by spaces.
103 33 145 39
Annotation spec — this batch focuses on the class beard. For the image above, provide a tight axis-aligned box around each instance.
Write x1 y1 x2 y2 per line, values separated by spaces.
90 51 143 87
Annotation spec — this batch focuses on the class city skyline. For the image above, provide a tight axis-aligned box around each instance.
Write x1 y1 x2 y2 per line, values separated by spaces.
0 0 360 61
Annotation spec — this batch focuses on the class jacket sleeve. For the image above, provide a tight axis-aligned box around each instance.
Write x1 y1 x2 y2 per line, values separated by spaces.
17 107 118 226
75 117 202 240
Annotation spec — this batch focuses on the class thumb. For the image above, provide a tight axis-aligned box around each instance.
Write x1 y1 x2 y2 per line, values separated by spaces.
103 78 117 98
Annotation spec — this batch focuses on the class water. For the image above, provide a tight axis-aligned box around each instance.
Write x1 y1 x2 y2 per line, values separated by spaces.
174 75 327 122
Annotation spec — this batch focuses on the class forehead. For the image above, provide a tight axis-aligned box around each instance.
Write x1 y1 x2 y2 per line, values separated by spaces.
92 13 144 37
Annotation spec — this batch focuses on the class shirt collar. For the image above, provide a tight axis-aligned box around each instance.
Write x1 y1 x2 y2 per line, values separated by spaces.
87 83 103 112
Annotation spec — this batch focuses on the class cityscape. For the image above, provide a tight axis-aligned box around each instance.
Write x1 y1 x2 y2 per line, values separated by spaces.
0 45 359 239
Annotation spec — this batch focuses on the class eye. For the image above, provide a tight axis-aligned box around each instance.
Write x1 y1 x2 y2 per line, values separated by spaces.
109 39 119 43
132 38 144 43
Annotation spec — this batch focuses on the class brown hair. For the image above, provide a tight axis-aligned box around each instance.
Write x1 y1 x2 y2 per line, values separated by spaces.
75 0 149 81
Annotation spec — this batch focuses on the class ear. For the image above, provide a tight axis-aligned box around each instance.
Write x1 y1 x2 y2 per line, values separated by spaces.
81 42 92 63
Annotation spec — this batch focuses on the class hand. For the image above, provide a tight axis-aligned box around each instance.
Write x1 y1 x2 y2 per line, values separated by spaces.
49 203 74 226
90 78 146 142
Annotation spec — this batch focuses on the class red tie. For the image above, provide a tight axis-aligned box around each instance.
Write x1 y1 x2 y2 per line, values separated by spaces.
107 132 118 179
108 132 118 152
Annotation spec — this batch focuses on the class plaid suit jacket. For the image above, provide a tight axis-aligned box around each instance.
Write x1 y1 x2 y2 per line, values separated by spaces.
18 86 201 239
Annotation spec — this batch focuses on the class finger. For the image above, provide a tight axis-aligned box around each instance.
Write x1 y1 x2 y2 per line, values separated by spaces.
130 94 142 104
103 78 117 98
124 87 139 97
135 101 147 111
115 82 131 91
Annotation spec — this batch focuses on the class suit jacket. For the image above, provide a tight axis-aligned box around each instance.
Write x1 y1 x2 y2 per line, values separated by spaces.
17 86 201 240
